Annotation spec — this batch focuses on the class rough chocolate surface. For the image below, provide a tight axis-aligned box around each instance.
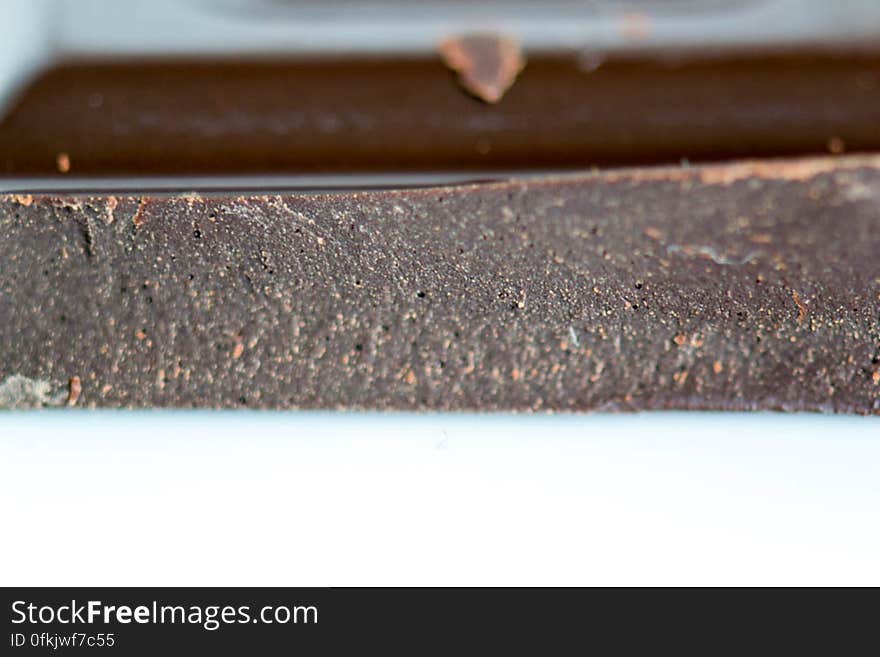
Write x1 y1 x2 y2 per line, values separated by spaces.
2 155 880 412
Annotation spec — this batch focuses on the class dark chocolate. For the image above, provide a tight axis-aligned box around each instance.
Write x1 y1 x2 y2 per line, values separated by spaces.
1 53 880 176
2 155 879 412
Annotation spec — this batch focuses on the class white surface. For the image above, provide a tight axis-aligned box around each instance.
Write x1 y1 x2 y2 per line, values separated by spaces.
56 0 880 56
0 0 52 117
2 412 879 586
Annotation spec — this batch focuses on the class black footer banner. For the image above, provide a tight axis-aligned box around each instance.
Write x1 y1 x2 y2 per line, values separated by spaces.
1 587 872 654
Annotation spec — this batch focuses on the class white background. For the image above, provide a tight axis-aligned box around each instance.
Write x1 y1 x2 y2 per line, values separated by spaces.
2 412 879 586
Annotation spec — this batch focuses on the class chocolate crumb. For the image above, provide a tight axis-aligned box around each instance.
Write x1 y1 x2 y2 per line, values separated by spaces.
440 33 525 104
56 152 70 173
132 199 147 227
643 226 663 241
827 137 846 154
67 376 81 406
791 291 807 323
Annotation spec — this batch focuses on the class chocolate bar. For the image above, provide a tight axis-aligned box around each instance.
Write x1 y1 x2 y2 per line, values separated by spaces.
2 155 878 412
1 53 879 176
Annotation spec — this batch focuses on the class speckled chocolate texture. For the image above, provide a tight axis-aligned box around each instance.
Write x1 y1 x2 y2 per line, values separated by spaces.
2 155 880 412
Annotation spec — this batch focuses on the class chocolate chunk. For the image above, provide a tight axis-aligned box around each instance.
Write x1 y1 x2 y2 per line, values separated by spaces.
440 33 525 103
2 53 880 175
2 155 880 413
